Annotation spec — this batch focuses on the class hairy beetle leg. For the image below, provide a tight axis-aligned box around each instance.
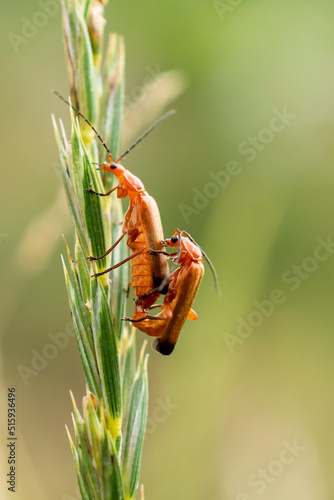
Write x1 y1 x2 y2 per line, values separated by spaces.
88 232 126 261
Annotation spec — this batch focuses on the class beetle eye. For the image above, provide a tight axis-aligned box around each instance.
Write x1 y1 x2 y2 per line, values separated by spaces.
171 236 178 244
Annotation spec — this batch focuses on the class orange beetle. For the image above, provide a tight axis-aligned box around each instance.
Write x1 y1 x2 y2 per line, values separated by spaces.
125 230 219 355
53 90 173 310
89 160 170 309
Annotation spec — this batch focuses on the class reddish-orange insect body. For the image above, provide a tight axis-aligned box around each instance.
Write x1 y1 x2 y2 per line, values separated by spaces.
52 91 217 349
53 90 173 309
130 231 205 355
92 156 170 308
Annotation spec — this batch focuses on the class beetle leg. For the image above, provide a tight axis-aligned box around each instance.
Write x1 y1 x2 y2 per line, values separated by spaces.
91 249 144 277
88 232 126 261
138 263 177 300
138 280 168 300
137 250 180 300
148 250 179 257
86 185 118 196
122 315 165 323
148 250 170 256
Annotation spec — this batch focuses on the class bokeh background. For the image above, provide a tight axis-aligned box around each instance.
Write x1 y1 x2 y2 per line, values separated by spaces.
1 0 334 499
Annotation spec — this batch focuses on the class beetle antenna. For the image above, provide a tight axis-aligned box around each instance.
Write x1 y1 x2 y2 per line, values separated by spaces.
201 249 221 296
115 109 176 162
52 90 112 159
91 162 103 170
182 230 221 296
175 228 182 265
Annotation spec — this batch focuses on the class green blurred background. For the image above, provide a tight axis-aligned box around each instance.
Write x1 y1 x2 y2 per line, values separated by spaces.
1 0 334 499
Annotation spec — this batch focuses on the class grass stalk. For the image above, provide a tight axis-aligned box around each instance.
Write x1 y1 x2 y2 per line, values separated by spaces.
52 1 148 497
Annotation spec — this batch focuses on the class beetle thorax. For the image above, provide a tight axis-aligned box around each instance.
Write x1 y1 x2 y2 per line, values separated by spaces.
180 238 203 263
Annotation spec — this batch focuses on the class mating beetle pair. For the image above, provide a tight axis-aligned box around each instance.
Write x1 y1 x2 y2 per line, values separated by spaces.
53 91 219 355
